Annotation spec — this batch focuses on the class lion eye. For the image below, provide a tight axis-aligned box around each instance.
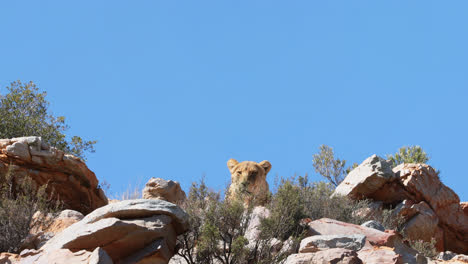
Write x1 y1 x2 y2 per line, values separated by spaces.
251 171 257 177
237 171 242 175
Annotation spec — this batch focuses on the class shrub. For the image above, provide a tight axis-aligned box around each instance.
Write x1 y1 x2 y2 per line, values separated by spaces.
409 238 437 259
0 81 96 160
387 146 429 167
0 166 60 253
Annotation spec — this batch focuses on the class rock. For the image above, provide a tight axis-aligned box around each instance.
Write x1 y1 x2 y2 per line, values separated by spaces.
307 218 398 247
353 201 384 219
21 209 85 250
41 199 189 264
285 248 362 264
18 247 113 264
299 234 366 253
142 178 186 204
361 220 385 232
357 246 402 264
226 159 271 206
450 254 468 263
399 201 444 251
0 252 20 264
394 164 468 253
438 251 457 261
334 155 397 200
0 137 108 215
334 155 468 254
245 206 270 242
461 202 468 217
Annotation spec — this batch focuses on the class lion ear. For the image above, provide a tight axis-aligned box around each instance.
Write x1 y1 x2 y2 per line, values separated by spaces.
259 160 272 174
227 159 239 173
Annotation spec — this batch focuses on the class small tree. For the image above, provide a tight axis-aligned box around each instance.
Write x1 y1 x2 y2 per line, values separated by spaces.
0 81 96 160
387 146 429 167
312 145 347 187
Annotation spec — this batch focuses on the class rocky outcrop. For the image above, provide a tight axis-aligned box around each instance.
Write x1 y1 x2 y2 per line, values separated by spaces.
333 156 468 254
142 177 186 204
288 218 453 264
285 248 362 264
21 209 84 250
0 137 108 215
40 199 188 263
226 159 271 206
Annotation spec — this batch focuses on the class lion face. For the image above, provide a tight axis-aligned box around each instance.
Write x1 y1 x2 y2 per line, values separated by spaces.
226 159 271 205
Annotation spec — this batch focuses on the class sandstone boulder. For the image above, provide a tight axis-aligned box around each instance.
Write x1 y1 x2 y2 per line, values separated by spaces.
0 137 108 215
39 199 189 264
299 234 366 253
334 155 468 254
285 248 362 264
226 159 271 206
394 164 468 253
18 247 113 264
361 220 385 232
307 218 398 247
334 155 397 201
142 178 186 204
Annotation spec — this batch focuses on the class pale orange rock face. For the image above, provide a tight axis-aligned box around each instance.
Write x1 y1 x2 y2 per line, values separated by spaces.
142 177 186 205
334 156 468 254
0 137 108 215
226 159 271 206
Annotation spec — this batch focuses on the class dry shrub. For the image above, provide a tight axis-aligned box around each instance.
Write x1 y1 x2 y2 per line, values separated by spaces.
0 165 60 253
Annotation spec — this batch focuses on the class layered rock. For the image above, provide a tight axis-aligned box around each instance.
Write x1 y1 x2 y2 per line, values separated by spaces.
295 218 433 264
0 137 108 214
333 156 468 254
16 199 189 264
142 177 186 204
226 159 271 206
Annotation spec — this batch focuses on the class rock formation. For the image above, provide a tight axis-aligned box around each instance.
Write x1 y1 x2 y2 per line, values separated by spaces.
143 177 186 204
0 137 108 215
226 159 271 206
334 155 468 254
12 199 189 264
287 218 468 264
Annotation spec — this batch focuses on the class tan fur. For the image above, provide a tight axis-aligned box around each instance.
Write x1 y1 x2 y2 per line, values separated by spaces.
226 159 271 206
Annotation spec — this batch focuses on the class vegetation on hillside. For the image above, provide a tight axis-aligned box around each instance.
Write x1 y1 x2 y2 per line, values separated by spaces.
0 166 60 253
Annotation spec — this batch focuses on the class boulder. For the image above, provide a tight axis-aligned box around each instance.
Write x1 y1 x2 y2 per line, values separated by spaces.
334 155 468 254
21 209 86 250
39 199 189 264
307 218 398 247
461 202 468 217
299 234 366 253
0 137 108 215
357 246 403 264
394 164 468 253
18 247 113 264
245 206 270 242
285 248 362 264
361 220 385 232
142 178 186 204
334 155 398 201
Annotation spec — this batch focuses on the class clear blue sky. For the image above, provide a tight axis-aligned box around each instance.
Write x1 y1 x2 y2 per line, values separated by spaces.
1 1 467 201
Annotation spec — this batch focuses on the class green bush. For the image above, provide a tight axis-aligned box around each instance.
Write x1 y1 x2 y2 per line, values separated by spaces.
0 166 60 253
387 146 429 167
0 81 96 160
409 238 437 259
